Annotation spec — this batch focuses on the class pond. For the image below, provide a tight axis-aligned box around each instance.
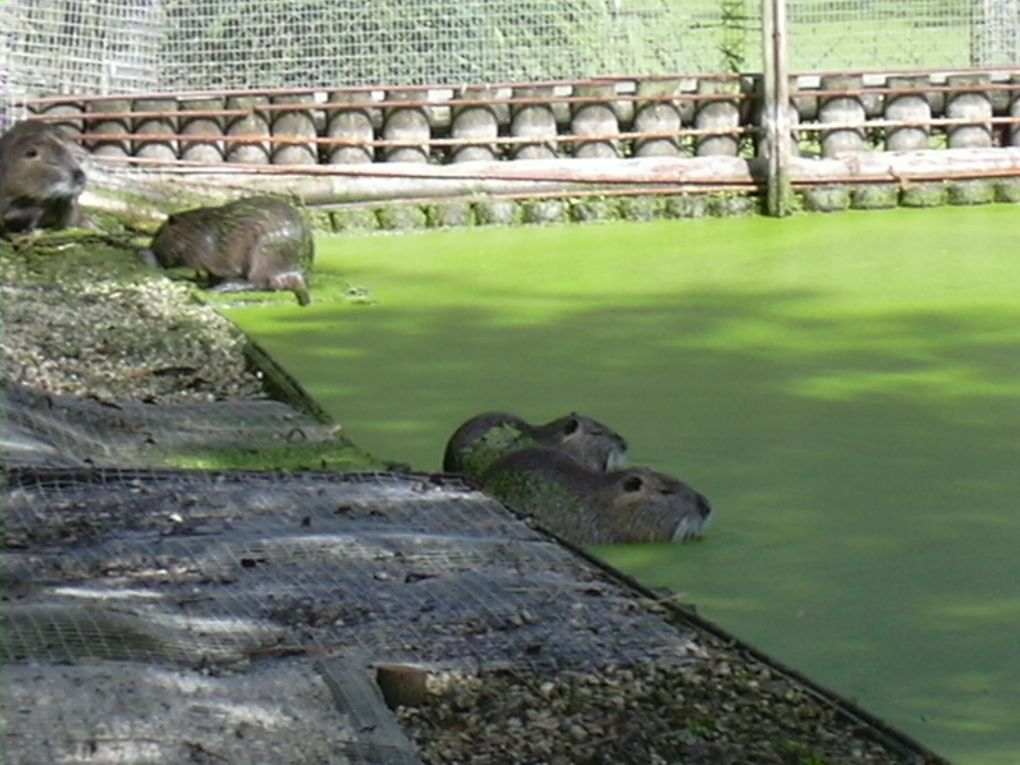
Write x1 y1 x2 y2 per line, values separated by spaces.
224 204 1020 765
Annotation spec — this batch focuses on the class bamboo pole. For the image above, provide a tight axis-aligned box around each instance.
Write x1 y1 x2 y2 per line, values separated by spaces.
762 0 776 214
764 0 792 216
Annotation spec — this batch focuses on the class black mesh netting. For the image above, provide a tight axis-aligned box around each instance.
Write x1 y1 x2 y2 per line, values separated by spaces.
4 467 694 669
1 379 346 469
1 381 701 764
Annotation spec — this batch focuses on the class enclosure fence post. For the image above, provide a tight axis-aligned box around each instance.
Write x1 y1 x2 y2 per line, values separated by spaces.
762 0 792 216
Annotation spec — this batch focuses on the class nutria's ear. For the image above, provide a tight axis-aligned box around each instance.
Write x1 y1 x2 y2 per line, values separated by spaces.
562 416 580 435
622 475 644 492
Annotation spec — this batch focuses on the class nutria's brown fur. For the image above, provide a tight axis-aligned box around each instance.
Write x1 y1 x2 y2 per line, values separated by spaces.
143 196 314 305
0 122 87 234
443 411 628 478
482 447 711 545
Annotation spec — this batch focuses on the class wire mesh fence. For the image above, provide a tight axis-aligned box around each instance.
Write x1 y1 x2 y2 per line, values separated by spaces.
2 1 1015 134
4 467 693 668
0 0 746 106
1 465 701 763
789 1 971 71
791 0 1019 70
1 380 349 469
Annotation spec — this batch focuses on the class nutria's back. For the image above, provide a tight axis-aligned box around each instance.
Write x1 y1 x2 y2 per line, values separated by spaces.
443 411 628 478
482 447 711 545
443 412 531 475
0 122 86 233
146 196 314 305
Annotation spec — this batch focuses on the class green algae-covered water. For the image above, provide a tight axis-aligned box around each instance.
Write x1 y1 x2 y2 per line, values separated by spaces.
225 205 1020 764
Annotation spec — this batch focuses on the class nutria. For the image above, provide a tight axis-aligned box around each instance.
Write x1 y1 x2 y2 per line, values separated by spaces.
443 411 628 478
0 121 87 234
142 196 314 306
482 447 711 545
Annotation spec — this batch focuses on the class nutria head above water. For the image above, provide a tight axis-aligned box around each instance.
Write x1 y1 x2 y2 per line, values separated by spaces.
443 410 628 478
482 447 711 545
143 195 314 305
0 122 86 234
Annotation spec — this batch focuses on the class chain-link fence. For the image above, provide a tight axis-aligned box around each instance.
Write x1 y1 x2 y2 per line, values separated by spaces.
157 0 741 88
0 0 746 106
790 0 1018 69
789 1 969 71
2 1 1017 106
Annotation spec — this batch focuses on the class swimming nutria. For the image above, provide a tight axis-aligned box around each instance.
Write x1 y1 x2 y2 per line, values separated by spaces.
0 121 87 234
443 411 628 478
482 447 711 545
142 196 314 306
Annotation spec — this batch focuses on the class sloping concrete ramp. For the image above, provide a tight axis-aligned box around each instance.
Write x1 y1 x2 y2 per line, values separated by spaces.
1 380 350 469
2 386 948 764
3 467 700 764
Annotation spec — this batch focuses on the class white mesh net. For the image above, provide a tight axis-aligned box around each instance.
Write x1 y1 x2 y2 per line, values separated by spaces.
4 1 1014 127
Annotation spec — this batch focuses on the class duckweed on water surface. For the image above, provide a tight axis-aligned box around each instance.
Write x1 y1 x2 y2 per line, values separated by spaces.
225 204 1020 765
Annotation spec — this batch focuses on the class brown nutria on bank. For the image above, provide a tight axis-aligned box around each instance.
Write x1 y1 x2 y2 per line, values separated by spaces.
482 447 711 545
142 196 314 306
443 411 628 478
0 121 87 234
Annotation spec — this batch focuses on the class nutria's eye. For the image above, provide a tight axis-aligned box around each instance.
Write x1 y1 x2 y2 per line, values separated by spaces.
622 475 643 492
24 148 38 159
562 417 579 435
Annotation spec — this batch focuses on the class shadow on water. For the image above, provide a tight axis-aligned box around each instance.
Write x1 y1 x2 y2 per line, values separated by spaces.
226 208 1020 765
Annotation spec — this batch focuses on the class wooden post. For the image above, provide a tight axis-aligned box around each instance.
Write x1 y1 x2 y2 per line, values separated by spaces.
570 82 619 158
325 92 376 165
1011 74 1020 147
763 0 792 216
36 102 84 139
86 99 132 159
132 98 178 162
270 94 318 165
633 79 682 157
225 95 271 165
382 90 430 164
180 98 225 163
945 74 993 148
694 79 741 157
451 86 500 162
885 76 931 152
819 75 866 156
510 86 558 160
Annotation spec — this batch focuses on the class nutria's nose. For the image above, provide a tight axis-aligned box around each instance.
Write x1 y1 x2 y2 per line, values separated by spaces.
696 493 712 518
71 167 86 185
